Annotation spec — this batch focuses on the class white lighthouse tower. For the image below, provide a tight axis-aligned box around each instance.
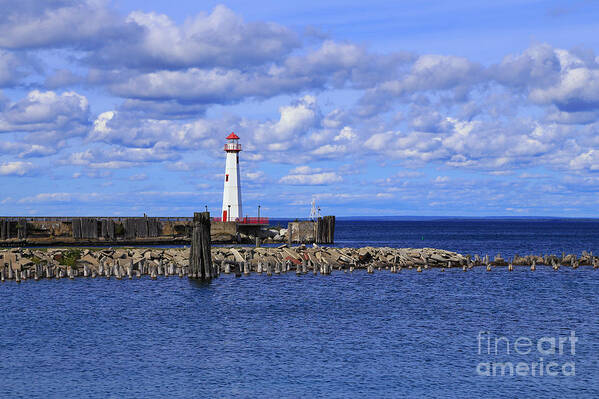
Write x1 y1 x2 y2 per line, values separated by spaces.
221 132 242 222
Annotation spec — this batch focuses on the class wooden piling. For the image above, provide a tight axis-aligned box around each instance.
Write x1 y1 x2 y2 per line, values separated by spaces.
189 212 214 280
316 216 335 244
17 219 28 239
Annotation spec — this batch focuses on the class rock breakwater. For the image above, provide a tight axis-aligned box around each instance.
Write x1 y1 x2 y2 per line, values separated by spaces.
1 246 597 282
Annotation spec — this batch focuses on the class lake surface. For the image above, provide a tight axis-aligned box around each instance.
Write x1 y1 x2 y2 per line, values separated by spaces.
329 218 599 259
2 218 599 398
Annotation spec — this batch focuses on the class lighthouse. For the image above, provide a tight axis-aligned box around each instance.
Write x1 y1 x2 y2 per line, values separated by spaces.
221 132 242 222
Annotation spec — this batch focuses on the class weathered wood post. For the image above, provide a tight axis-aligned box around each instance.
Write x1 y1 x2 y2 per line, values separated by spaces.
189 212 214 280
315 216 335 244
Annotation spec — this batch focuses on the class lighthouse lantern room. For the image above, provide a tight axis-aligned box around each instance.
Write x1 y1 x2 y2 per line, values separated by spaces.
221 132 242 222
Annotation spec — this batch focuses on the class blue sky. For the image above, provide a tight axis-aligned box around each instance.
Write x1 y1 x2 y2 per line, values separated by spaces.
1 0 599 217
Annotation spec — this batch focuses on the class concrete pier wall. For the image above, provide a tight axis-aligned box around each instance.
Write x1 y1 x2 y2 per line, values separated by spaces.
287 217 335 244
287 221 316 243
0 216 291 246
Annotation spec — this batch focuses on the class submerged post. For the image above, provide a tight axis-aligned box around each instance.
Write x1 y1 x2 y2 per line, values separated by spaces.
190 212 214 280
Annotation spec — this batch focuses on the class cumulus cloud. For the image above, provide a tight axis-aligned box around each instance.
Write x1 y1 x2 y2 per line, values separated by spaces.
530 66 599 112
280 172 342 185
92 6 299 70
283 40 412 89
244 170 266 183
0 90 89 161
88 110 220 150
357 54 483 116
492 45 599 115
0 140 60 158
97 37 411 107
0 50 32 87
0 0 129 49
0 90 89 134
3 2 599 216
119 99 208 120
569 150 599 171
491 44 562 88
251 95 322 152
279 165 342 185
107 67 318 104
0 161 35 176
17 192 73 204
334 127 357 141
66 146 180 169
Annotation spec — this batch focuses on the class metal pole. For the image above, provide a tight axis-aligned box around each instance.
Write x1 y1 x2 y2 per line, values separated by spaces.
228 205 231 222
258 205 261 221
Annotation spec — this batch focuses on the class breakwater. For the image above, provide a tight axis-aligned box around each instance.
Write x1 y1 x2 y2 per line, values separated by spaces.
0 216 336 246
0 216 289 246
1 246 597 282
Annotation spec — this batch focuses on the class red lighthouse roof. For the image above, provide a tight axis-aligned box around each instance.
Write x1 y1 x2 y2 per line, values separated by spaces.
226 132 240 140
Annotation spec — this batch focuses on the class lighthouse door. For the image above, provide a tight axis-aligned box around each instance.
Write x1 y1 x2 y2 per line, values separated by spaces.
222 210 227 222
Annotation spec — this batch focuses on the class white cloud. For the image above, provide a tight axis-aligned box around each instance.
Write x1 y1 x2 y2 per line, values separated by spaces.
0 0 124 49
0 161 34 176
493 45 599 114
18 193 73 204
0 50 31 87
311 144 347 156
3 2 599 217
129 173 147 181
357 54 482 116
65 146 179 169
491 44 561 88
0 90 89 153
364 131 399 151
569 150 599 171
94 5 299 69
280 172 342 185
280 165 342 185
289 166 321 174
334 126 357 141
530 67 599 111
244 171 266 182
1 90 88 128
88 110 219 150
252 95 321 150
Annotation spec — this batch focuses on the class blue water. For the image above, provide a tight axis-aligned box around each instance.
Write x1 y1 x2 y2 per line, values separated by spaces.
2 219 599 398
330 218 599 259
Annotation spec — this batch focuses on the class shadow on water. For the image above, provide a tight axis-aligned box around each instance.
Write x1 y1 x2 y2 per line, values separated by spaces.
187 278 215 289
